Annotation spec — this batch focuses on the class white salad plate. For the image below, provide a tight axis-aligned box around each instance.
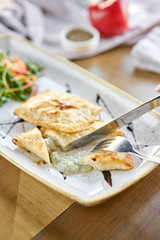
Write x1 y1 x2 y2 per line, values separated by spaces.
0 35 160 206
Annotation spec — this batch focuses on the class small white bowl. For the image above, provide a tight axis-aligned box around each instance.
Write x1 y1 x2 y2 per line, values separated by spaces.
60 24 100 53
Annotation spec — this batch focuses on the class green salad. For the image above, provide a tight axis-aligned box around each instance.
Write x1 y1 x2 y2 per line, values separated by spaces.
0 51 44 107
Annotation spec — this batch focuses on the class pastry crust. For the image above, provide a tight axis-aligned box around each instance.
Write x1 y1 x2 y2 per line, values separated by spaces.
14 90 102 132
41 119 133 171
40 119 123 150
12 119 134 172
12 128 50 164
81 151 134 171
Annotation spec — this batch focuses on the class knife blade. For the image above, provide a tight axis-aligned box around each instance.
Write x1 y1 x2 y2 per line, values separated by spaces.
68 95 160 149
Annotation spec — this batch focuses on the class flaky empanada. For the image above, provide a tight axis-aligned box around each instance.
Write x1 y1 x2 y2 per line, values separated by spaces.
12 128 50 164
81 151 134 171
12 119 134 173
40 120 123 150
14 90 102 132
41 119 133 172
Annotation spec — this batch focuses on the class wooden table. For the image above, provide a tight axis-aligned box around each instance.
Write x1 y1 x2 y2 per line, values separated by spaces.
0 46 160 240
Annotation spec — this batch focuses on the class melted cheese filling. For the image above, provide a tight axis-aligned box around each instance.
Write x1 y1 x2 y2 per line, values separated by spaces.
45 138 93 175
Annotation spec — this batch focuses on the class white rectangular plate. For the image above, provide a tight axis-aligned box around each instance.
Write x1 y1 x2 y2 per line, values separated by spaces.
0 35 160 206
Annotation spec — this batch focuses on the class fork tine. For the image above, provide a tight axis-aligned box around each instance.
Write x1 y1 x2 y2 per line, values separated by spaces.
91 136 160 165
100 138 114 145
92 146 109 152
107 137 116 141
98 138 115 147
96 141 110 147
96 140 110 147
103 139 112 144
92 137 121 152
92 141 110 152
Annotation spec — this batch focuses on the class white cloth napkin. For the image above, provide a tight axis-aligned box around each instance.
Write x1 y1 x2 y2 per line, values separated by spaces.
131 27 160 74
0 0 160 59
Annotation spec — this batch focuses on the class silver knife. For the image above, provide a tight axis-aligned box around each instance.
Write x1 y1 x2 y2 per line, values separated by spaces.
68 95 160 149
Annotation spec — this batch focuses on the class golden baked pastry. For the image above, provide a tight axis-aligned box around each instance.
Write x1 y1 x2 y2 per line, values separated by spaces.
12 121 134 173
12 128 50 164
40 120 123 150
41 119 133 171
81 151 134 171
14 90 102 132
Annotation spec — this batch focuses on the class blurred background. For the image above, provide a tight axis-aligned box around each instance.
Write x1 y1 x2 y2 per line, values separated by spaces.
0 0 159 98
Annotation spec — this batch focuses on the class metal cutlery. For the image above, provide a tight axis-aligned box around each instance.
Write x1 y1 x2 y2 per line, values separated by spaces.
68 95 160 149
92 136 160 164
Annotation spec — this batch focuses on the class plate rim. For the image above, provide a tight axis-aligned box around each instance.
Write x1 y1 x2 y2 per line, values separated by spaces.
0 34 159 206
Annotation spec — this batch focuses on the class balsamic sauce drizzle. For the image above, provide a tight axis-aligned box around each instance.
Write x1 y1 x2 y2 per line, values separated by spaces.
127 122 140 150
95 94 143 187
65 83 72 93
96 94 117 186
139 144 149 148
22 121 25 132
96 94 137 150
127 123 136 140
102 171 112 187
96 95 139 151
0 119 24 139
96 94 102 119
96 94 115 119
60 171 67 180
0 119 24 126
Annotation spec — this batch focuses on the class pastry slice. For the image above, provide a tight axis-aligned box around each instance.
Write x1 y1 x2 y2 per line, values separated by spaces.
12 128 50 164
12 120 134 174
40 120 122 150
41 119 134 172
81 151 133 171
14 90 102 132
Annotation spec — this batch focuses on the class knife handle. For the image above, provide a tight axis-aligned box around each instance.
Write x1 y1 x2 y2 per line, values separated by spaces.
69 95 160 149
116 95 160 127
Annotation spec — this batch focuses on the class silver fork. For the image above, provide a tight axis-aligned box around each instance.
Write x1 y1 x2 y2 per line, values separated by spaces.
92 136 160 164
